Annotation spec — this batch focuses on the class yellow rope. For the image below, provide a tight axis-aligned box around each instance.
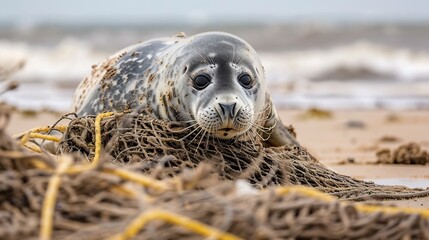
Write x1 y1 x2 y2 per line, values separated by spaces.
19 132 30 145
275 185 429 219
110 209 242 240
0 150 51 170
27 133 61 142
356 204 429 218
110 185 137 198
17 125 65 153
14 125 67 138
40 155 73 240
276 185 336 201
92 112 115 167
22 143 42 153
102 167 169 191
60 112 115 173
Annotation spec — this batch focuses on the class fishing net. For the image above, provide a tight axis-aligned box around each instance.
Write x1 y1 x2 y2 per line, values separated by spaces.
58 112 429 201
2 110 429 239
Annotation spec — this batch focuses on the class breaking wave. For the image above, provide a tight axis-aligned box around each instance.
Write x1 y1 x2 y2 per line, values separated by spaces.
1 39 429 111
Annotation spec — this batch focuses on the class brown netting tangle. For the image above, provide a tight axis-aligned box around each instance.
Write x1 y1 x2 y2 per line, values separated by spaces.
112 179 429 240
3 109 429 239
57 113 429 200
0 111 137 239
58 112 291 186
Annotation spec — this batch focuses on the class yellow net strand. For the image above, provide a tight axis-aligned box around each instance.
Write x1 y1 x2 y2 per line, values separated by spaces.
19 132 30 145
22 143 42 153
27 133 62 142
17 126 63 152
276 185 429 218
14 125 68 138
92 112 115 167
110 209 243 240
40 155 73 240
60 112 115 173
276 185 336 201
0 151 48 169
109 185 137 198
64 164 168 192
102 167 169 191
355 204 429 218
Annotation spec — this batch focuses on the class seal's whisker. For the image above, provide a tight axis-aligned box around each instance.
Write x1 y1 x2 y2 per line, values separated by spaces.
196 128 208 152
174 118 198 124
204 123 215 150
179 125 202 141
251 120 276 132
250 127 270 142
190 46 213 65
254 103 272 117
171 122 199 133
243 130 257 148
236 52 246 65
189 46 208 64
188 126 205 148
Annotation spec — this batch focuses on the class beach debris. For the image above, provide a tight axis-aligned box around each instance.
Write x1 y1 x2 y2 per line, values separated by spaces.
376 142 429 165
337 156 356 165
2 110 429 239
379 135 400 143
345 119 367 129
298 108 333 119
385 113 401 122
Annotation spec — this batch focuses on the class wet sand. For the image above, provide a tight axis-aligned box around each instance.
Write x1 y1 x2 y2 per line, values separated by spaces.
6 109 429 208
278 110 429 164
278 109 429 208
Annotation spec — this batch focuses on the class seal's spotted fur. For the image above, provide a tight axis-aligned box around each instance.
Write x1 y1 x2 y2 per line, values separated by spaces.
73 32 297 147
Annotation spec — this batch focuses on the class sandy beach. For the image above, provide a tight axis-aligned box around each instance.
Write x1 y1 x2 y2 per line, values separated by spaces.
5 108 429 208
278 109 429 208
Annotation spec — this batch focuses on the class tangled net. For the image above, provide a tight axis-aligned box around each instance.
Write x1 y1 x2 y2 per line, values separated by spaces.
57 112 429 201
2 109 429 239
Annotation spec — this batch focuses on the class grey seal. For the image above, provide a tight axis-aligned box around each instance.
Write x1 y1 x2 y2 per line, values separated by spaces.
72 32 298 147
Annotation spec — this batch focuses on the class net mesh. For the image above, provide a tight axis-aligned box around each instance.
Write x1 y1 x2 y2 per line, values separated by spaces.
2 110 429 239
58 113 429 201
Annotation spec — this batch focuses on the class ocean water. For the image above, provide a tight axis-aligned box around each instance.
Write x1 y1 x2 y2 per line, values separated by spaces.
1 24 429 111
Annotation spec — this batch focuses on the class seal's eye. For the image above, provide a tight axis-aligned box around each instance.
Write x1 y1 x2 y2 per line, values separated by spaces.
238 74 253 89
193 74 211 90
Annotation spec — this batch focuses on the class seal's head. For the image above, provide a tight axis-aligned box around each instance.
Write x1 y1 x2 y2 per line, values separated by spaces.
168 32 267 139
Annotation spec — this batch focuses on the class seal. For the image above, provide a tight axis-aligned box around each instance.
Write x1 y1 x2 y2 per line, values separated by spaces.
72 32 298 147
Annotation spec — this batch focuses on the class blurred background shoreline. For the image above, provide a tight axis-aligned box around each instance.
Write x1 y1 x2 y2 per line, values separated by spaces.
2 0 429 111
2 22 429 111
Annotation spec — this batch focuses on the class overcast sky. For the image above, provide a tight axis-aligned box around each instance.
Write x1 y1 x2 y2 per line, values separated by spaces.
2 0 429 25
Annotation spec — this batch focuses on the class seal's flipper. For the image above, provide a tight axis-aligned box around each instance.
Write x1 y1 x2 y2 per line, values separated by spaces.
260 96 300 148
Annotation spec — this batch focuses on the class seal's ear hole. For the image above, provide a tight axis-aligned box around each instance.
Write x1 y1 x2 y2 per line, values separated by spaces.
183 66 188 73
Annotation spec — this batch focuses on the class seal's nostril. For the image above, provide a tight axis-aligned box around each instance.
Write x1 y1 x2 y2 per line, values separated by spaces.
219 102 236 119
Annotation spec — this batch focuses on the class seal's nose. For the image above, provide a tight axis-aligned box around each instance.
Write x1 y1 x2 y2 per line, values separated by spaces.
219 102 236 119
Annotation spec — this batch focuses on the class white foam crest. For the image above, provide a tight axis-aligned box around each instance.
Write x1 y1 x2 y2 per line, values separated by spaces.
0 38 107 83
261 41 429 85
